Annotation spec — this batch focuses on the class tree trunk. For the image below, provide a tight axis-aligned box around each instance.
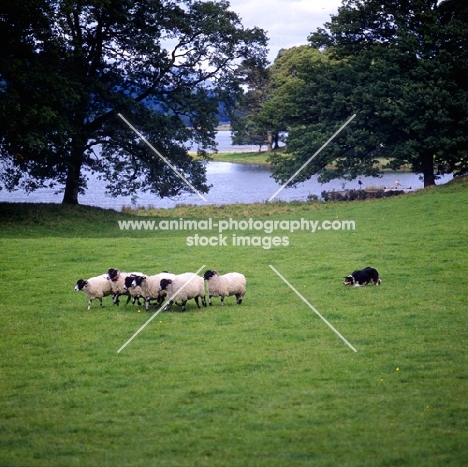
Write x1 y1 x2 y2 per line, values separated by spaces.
267 131 272 152
62 166 81 204
422 153 435 187
62 144 84 204
273 132 279 150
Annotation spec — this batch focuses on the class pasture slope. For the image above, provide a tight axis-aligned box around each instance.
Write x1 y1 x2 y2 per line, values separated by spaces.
0 178 467 467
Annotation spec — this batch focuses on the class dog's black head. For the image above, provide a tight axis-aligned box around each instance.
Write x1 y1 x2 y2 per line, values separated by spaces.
343 275 355 286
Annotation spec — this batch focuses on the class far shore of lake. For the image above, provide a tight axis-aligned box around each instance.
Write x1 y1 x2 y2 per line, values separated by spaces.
193 149 413 172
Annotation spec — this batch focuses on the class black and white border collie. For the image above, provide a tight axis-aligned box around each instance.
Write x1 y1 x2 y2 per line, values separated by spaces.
343 267 382 286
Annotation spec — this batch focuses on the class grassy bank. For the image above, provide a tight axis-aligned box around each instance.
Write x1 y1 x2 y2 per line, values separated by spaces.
0 179 467 466
204 150 271 165
195 150 412 171
189 148 273 165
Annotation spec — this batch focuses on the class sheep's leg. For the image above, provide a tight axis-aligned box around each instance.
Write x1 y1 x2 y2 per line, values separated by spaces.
236 293 243 305
113 293 121 306
201 295 206 307
221 296 225 306
194 297 200 309
181 300 187 311
99 297 104 307
163 300 174 312
145 297 151 311
87 299 92 310
208 295 213 306
132 295 143 306
125 295 132 306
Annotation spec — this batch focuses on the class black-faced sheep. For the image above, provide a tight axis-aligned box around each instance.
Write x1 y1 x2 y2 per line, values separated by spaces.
107 268 144 305
125 272 176 311
159 273 206 311
121 274 145 306
203 270 246 306
75 274 113 310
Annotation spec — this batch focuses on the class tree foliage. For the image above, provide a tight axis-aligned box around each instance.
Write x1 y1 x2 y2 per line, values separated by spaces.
0 0 268 203
269 0 468 188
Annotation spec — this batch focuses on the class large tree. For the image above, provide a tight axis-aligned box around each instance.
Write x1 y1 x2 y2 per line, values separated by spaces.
0 0 267 204
269 0 468 188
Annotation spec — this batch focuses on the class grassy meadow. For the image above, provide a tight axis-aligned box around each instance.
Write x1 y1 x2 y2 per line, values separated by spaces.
0 178 467 466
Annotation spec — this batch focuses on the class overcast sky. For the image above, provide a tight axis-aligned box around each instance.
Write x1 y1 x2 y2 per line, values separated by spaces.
227 0 344 63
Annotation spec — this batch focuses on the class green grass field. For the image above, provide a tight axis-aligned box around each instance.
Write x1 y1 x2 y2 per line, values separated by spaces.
1 178 467 466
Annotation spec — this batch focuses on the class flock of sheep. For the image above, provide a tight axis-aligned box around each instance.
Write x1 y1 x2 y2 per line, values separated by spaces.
74 268 247 312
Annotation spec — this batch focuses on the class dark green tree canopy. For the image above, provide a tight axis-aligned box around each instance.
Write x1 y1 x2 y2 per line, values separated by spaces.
269 0 468 188
0 0 268 203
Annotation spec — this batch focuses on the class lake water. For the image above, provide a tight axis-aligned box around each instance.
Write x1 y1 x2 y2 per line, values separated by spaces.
0 131 452 210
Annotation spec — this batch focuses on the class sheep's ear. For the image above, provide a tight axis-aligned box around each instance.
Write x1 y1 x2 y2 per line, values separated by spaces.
213 270 218 274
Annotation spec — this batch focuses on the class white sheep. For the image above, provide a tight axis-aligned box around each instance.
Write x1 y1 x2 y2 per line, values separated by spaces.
107 268 144 306
74 274 113 310
203 270 246 306
125 272 176 311
159 272 206 311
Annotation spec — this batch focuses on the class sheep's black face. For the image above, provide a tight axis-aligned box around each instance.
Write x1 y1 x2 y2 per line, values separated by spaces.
123 276 135 290
132 275 145 287
203 270 216 280
159 278 172 291
107 268 119 281
75 279 87 291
